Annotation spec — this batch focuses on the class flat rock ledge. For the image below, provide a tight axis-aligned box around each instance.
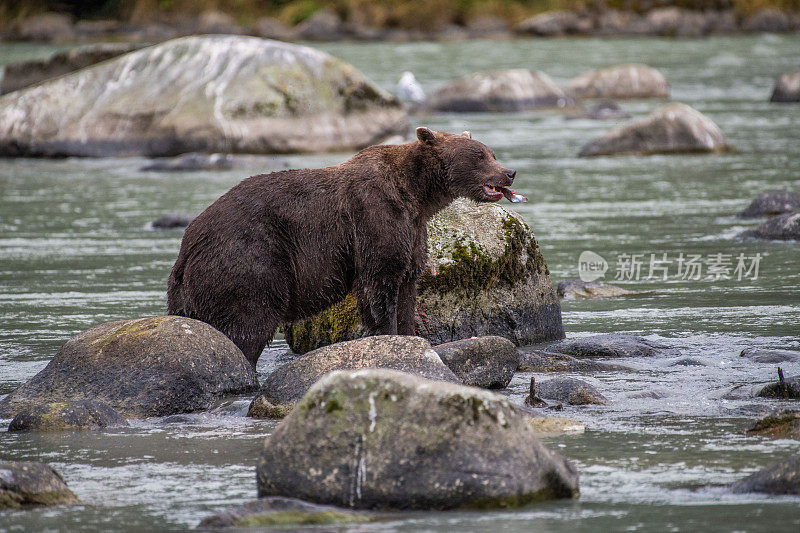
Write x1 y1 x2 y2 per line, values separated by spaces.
283 199 564 353
739 212 800 241
198 497 378 529
546 334 678 359
256 369 579 510
579 103 732 157
0 461 78 509
433 336 520 389
0 35 407 157
247 336 460 419
8 400 128 432
565 64 670 99
0 316 258 419
730 454 800 495
427 69 578 113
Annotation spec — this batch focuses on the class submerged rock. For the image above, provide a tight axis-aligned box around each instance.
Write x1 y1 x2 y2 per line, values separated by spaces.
730 454 800 495
518 350 631 372
0 461 78 509
256 369 579 509
740 348 800 364
0 43 142 95
568 101 631 121
0 316 258 419
0 35 407 157
427 69 577 112
433 336 519 389
738 190 800 217
557 279 637 299
247 336 460 418
527 416 586 435
746 409 800 439
140 153 234 172
770 72 800 103
283 198 564 353
535 377 608 405
566 64 669 99
579 103 732 157
546 334 677 359
739 212 800 241
198 497 376 528
8 400 128 432
151 214 194 229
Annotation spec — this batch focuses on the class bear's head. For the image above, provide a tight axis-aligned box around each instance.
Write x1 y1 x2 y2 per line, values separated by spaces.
416 127 517 203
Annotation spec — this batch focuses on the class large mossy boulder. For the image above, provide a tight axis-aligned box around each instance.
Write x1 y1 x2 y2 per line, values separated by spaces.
566 64 670 99
579 103 732 157
247 336 460 418
0 462 78 509
0 316 258 419
284 199 564 353
770 71 800 103
0 35 407 157
256 369 579 509
427 69 577 112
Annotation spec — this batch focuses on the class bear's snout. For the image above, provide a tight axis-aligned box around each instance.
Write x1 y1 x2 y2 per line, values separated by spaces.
505 168 516 182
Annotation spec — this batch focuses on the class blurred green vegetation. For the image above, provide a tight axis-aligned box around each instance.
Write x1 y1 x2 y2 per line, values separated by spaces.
3 0 799 28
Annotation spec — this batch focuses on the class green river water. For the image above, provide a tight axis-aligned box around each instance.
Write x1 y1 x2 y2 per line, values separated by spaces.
0 35 798 531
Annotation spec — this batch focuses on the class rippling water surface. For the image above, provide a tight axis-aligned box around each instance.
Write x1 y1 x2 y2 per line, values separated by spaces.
1 35 799 531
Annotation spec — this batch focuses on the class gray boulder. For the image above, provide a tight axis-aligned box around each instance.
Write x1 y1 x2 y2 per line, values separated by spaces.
742 8 794 33
283 199 564 353
731 454 800 495
256 369 579 509
770 72 800 103
0 316 258 419
433 336 520 389
644 8 708 37
198 497 376 528
579 103 732 157
515 11 592 36
427 69 578 112
535 377 608 405
253 17 297 41
295 9 347 41
0 462 78 509
739 212 800 241
247 336 460 418
566 64 669 100
557 279 637 299
547 334 677 359
8 400 127 432
0 35 407 157
740 348 800 364
746 410 800 440
518 350 631 372
0 43 142 95
738 190 800 217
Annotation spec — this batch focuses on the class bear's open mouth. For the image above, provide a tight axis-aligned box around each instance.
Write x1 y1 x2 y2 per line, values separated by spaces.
483 185 526 203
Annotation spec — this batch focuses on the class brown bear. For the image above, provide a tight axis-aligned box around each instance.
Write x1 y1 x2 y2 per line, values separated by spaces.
167 127 519 367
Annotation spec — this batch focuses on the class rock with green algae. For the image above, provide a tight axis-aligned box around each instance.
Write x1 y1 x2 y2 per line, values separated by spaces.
746 409 800 440
247 335 460 419
0 461 78 509
8 400 128 432
197 497 377 529
0 316 257 419
256 368 579 510
0 35 407 157
283 198 564 354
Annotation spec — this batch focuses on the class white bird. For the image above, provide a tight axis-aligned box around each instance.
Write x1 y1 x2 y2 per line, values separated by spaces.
397 71 426 104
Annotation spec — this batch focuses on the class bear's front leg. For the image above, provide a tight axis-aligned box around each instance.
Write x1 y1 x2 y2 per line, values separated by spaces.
397 280 417 335
362 282 399 336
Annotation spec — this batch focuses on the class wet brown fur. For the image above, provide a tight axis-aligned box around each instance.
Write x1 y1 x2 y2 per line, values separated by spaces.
167 128 515 367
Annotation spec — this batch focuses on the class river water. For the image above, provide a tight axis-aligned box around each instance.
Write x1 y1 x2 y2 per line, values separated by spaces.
1 35 799 531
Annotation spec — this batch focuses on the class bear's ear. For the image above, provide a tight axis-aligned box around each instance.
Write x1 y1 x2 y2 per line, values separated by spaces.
416 127 438 145
461 131 471 139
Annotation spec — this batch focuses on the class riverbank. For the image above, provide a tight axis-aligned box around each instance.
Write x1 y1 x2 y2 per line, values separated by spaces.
2 5 799 45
